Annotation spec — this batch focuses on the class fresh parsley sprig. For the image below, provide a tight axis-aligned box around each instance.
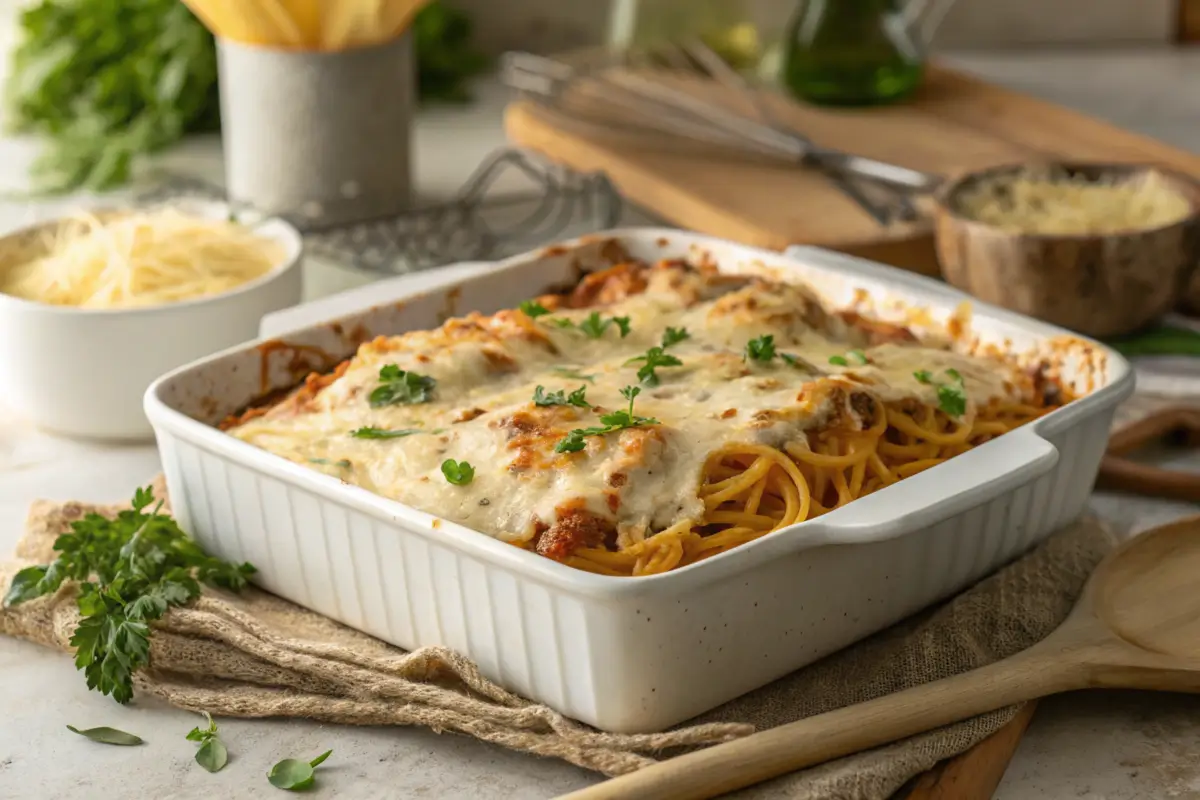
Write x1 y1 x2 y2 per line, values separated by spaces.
441 459 475 485
4 487 255 704
533 385 591 409
624 347 682 387
914 368 968 417
661 326 690 348
369 365 436 407
519 300 550 318
548 311 632 339
625 326 690 386
555 386 659 453
186 712 228 773
745 334 777 362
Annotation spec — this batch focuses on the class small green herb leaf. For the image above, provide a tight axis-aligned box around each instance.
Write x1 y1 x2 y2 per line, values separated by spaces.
828 355 849 366
4 565 49 606
661 327 690 348
551 366 597 383
913 370 933 384
550 312 632 339
624 347 683 386
533 385 591 409
268 750 332 791
441 459 475 485
309 458 351 468
937 370 967 418
780 353 814 371
848 349 868 365
350 427 423 440
66 725 143 746
195 738 228 773
745 335 777 362
369 365 436 408
519 300 550 318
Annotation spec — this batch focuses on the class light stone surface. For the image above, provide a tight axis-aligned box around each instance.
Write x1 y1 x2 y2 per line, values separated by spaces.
2 48 1200 800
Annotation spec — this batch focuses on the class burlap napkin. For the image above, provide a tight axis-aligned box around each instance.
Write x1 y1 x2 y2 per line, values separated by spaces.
0 475 1114 800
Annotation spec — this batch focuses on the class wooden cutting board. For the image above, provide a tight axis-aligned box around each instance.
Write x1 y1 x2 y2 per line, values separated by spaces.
505 64 1200 278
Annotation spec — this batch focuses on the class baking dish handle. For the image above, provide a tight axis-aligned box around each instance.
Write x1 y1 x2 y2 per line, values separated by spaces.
805 431 1059 543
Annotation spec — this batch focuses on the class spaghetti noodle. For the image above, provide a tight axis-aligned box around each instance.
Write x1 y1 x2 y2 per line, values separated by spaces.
224 258 1068 577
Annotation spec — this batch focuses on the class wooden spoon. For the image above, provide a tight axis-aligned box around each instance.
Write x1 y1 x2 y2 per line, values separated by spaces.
559 515 1200 800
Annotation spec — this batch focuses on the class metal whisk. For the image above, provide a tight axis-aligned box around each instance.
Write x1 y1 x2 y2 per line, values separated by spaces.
502 42 943 225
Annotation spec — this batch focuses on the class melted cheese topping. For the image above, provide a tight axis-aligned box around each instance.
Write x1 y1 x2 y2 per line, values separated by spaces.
228 265 1031 548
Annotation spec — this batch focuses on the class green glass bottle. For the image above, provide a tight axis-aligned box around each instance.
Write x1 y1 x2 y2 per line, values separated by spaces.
783 0 926 106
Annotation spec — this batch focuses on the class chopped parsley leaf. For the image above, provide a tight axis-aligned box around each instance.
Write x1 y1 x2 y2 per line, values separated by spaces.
533 385 591 409
519 300 550 318
624 346 683 386
350 427 424 439
828 355 849 366
550 312 633 339
369 365 436 407
661 327 690 348
441 459 475 485
913 369 967 417
745 335 777 362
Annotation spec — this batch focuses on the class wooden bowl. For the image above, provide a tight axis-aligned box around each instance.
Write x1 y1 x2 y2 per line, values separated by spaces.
933 162 1200 338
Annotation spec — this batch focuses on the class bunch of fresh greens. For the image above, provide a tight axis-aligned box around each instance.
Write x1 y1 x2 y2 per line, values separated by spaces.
1106 324 1200 357
4 486 255 704
413 1 490 103
6 0 220 192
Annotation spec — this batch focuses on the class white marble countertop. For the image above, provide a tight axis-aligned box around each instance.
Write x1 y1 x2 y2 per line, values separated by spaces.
3 48 1200 800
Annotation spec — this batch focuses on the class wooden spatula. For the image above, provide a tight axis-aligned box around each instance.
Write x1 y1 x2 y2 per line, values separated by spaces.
558 515 1200 800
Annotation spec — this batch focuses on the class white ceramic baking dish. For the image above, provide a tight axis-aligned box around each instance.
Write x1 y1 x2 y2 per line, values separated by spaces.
144 229 1133 733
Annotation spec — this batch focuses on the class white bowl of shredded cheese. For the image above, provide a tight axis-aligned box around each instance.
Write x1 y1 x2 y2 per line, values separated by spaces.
0 201 303 439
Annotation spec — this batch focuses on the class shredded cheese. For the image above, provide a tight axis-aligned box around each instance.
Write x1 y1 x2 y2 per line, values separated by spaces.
0 209 286 309
956 168 1193 235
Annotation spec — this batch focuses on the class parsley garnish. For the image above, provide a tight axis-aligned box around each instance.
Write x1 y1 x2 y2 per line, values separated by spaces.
309 457 351 468
533 385 591 408
369 365 436 407
780 353 814 370
829 350 868 367
519 300 550 318
913 369 968 417
3 487 255 704
661 327 690 348
745 334 777 362
555 386 660 453
552 366 597 383
350 427 423 439
187 712 228 773
441 459 475 485
548 311 632 339
624 347 683 386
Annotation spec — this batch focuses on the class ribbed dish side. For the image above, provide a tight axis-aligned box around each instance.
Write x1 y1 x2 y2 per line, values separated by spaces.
156 403 1115 732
